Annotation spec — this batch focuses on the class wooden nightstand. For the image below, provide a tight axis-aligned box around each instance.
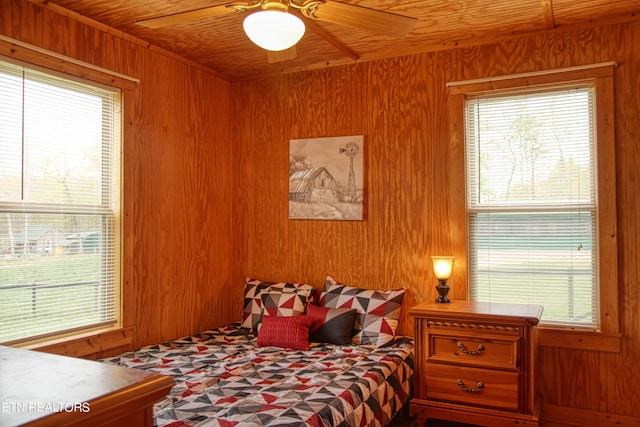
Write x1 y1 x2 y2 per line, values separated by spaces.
409 301 543 427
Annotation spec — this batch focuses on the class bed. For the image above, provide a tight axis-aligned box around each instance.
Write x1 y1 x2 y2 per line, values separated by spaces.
101 276 414 427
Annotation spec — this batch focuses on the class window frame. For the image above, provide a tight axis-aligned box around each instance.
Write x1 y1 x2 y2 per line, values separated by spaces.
447 63 620 351
0 36 138 356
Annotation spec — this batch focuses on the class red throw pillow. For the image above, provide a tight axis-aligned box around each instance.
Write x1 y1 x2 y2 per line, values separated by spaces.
257 315 312 350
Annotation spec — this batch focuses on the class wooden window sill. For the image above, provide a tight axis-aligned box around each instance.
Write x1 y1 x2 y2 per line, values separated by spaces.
537 327 621 352
14 327 134 358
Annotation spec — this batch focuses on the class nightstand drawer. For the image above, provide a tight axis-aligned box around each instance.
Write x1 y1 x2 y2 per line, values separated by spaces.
426 363 520 411
429 333 519 370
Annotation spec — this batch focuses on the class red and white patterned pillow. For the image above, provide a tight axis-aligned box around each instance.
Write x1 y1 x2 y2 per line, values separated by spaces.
260 291 308 317
256 315 312 350
319 275 405 347
241 278 315 330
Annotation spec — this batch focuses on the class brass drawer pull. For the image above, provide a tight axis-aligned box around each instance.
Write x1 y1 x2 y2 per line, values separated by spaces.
456 379 484 393
457 342 485 355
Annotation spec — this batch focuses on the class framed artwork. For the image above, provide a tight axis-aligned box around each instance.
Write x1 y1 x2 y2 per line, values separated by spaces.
289 135 364 220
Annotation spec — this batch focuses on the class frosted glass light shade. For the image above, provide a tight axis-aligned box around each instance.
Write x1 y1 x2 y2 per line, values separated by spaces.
431 256 455 280
243 10 305 51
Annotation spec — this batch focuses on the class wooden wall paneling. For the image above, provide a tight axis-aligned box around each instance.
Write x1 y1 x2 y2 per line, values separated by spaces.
235 66 374 289
231 81 254 314
243 78 291 281
446 80 469 302
233 19 640 424
366 56 418 305
368 51 459 329
179 65 234 333
285 69 326 286
133 51 175 347
321 66 368 286
529 24 638 420
585 25 627 419
1 0 235 357
607 20 640 418
365 54 447 330
234 51 467 337
120 84 137 359
615 14 640 327
611 10 640 358
3 0 640 423
446 24 639 422
132 54 234 348
284 67 366 286
538 346 600 409
542 404 640 427
420 51 466 303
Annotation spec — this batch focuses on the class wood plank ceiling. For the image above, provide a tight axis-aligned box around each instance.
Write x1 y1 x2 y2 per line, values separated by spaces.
27 0 640 81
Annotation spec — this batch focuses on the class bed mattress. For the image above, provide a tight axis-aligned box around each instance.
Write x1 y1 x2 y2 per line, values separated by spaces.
101 323 414 427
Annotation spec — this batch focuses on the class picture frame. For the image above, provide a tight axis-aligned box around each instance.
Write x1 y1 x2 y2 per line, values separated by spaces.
289 135 364 220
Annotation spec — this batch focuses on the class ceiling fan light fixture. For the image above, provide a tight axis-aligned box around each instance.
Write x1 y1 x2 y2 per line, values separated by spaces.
243 10 305 51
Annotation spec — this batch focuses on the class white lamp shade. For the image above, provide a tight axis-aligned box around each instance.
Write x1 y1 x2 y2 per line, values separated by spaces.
431 256 455 280
243 10 305 51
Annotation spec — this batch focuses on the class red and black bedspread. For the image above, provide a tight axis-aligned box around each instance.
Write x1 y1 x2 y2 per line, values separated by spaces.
101 323 414 427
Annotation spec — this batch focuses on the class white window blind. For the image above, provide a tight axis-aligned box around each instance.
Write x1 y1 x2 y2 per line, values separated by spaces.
0 59 121 343
465 87 598 328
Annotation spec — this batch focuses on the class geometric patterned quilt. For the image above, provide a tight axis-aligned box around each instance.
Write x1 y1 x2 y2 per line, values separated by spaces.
100 323 414 427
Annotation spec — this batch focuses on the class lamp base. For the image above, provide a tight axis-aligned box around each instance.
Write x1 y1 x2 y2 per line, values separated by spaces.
435 280 451 303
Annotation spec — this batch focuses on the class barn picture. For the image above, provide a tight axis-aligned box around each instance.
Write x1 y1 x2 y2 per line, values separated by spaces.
289 167 339 204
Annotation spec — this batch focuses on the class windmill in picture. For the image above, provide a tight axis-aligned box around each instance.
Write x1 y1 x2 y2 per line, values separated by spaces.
340 141 360 198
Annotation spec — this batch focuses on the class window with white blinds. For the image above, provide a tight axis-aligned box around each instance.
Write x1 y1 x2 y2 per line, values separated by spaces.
0 59 121 344
465 86 598 328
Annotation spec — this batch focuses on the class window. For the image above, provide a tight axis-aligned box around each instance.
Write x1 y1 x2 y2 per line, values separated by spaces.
0 58 121 344
466 87 597 328
448 63 619 349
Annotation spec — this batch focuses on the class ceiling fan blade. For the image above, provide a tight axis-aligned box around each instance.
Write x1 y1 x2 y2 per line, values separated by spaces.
267 46 298 63
136 5 237 28
302 17 359 61
310 1 417 38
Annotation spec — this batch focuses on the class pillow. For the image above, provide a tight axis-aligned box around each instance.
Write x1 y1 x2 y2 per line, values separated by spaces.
256 315 312 350
261 291 308 318
241 278 315 330
306 303 357 345
319 275 405 347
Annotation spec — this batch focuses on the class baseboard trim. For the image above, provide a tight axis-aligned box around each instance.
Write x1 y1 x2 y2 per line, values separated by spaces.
543 404 640 427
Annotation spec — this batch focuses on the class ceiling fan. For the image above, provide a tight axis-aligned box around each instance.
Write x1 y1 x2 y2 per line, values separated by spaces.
136 0 417 62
